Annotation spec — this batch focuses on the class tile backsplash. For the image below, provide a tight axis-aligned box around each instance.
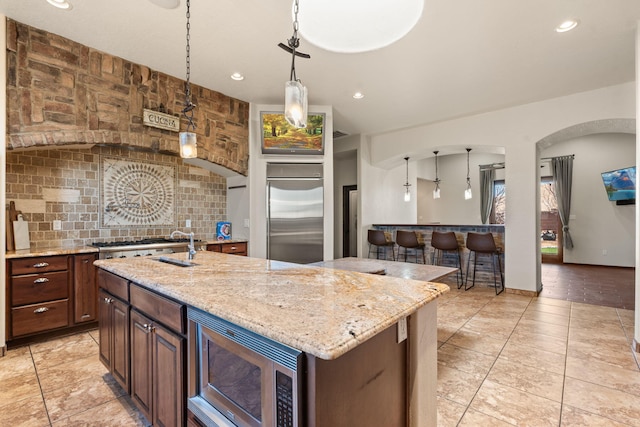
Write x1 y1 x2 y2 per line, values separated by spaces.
6 145 227 250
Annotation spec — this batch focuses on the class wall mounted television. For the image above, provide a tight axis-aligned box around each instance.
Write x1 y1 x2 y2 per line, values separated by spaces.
260 112 325 155
601 166 636 205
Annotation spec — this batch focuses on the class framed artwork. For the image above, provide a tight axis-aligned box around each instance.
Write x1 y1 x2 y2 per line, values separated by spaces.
260 112 325 155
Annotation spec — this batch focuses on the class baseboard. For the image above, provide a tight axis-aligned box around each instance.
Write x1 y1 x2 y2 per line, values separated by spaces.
0 345 6 357
505 288 539 298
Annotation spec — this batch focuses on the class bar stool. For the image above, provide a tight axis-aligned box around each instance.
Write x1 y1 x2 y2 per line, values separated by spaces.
367 229 396 260
465 232 504 294
396 230 426 264
430 231 464 289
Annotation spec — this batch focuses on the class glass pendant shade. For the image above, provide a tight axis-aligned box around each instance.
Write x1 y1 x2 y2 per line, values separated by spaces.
179 131 197 158
285 80 308 128
433 184 441 199
464 181 473 200
404 189 411 202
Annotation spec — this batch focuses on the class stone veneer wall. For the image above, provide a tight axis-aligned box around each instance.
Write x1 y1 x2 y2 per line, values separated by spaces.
6 146 226 250
6 19 249 176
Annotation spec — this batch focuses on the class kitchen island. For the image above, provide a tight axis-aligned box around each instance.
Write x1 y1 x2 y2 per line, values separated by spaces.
95 252 450 426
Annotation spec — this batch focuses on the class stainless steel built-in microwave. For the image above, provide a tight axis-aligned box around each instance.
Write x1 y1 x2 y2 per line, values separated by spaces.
187 308 304 427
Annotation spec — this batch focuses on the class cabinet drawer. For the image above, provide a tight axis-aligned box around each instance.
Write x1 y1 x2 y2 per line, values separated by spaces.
10 255 68 275
206 244 222 252
220 242 247 255
130 284 185 334
11 300 69 337
98 269 129 302
11 271 69 306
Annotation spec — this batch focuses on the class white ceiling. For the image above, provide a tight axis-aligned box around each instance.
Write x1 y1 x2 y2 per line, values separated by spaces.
1 0 639 138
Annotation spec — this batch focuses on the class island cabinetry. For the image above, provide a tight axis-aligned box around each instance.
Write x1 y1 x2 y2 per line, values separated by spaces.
98 268 186 427
7 255 71 338
129 283 185 427
74 253 98 323
98 269 130 393
206 241 247 256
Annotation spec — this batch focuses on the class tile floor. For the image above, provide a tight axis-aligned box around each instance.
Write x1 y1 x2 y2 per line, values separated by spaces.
1 278 639 426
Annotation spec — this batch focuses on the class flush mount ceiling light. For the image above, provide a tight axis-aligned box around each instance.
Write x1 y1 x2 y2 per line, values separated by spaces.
464 148 472 200
555 19 579 33
353 92 365 99
230 72 245 81
46 0 72 10
279 0 310 128
179 0 197 159
433 150 441 199
403 156 411 202
297 0 424 53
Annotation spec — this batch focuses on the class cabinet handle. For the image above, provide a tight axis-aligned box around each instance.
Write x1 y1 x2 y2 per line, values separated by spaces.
81 314 91 319
33 277 49 284
231 246 237 250
34 307 49 314
142 323 155 333
33 262 50 268
103 297 113 304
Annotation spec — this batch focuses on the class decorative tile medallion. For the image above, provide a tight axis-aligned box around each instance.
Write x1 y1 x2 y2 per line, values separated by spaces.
100 157 176 227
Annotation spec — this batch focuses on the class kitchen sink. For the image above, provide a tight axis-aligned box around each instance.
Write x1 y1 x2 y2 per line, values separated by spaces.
157 256 197 267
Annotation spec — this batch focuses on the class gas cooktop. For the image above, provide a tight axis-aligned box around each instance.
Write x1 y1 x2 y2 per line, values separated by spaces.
91 237 202 248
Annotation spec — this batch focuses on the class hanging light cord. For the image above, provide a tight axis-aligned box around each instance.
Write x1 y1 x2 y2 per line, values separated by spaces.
434 151 440 183
466 148 471 185
404 156 411 189
182 0 196 132
288 0 301 82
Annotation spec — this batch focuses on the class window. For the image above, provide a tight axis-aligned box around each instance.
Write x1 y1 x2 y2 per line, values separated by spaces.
491 180 505 224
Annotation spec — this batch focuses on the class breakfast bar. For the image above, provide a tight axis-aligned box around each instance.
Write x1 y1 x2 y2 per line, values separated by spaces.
95 252 451 426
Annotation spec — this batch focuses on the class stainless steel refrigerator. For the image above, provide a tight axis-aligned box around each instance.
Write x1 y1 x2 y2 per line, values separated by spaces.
267 163 323 264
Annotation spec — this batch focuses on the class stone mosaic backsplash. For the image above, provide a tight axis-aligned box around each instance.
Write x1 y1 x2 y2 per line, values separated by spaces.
5 145 227 250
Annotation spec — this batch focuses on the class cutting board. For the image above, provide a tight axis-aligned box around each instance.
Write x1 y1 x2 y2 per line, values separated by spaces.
6 201 17 251
13 214 30 250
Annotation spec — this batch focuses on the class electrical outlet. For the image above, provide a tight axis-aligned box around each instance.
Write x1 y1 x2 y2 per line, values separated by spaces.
53 220 62 230
602 249 607 256
186 219 191 228
244 218 250 228
397 317 407 343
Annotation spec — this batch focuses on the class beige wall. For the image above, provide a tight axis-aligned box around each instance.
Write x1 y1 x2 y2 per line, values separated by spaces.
6 145 227 249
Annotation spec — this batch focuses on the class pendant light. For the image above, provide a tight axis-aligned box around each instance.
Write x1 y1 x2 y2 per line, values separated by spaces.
403 156 411 202
433 150 441 199
464 148 473 200
281 0 309 128
179 0 197 159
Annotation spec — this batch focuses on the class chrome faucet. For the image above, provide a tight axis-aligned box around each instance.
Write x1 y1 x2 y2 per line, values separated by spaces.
170 230 196 260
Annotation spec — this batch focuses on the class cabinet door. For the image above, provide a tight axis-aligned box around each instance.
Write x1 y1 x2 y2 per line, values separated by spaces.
98 289 113 369
130 310 153 424
74 254 98 323
112 297 130 393
153 323 185 427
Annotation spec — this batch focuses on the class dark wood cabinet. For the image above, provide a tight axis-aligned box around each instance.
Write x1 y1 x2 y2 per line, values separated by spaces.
99 273 185 426
206 241 247 256
98 271 131 394
7 255 71 339
74 253 98 323
7 253 100 343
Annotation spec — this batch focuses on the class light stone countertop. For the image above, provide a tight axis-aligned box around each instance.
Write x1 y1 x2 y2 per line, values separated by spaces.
95 252 450 360
5 245 99 259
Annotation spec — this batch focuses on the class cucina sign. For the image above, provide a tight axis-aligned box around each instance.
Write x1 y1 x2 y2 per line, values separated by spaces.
143 109 180 132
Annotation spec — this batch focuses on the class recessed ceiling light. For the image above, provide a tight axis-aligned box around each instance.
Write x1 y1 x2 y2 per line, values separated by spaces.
147 0 180 9
297 0 424 53
230 73 245 81
556 19 579 33
353 92 364 99
46 0 72 10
